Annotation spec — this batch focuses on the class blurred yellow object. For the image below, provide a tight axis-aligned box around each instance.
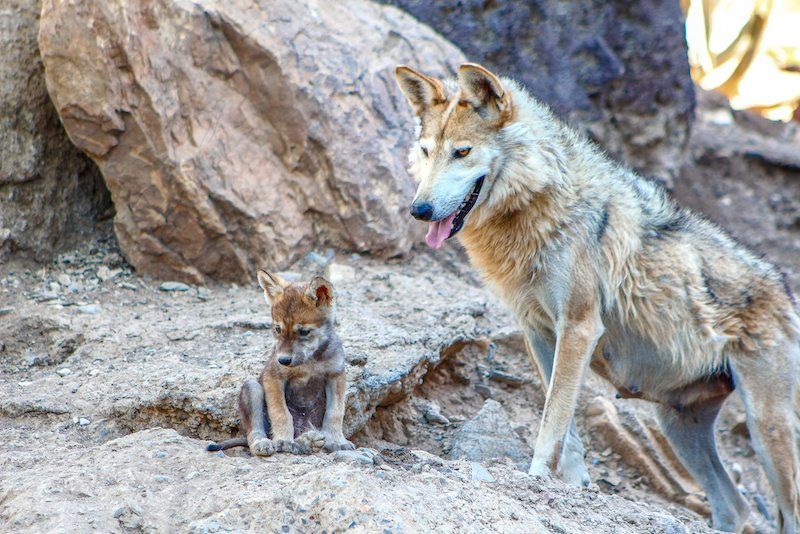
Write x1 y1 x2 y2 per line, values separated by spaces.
684 0 800 121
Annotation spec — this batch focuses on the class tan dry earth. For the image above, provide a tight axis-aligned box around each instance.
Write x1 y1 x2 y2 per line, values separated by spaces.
0 241 775 533
38 0 463 284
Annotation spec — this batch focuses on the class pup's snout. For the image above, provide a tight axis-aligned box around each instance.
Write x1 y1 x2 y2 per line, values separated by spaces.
278 356 292 366
410 201 434 221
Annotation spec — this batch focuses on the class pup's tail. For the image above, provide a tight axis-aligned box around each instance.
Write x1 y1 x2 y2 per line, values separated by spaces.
206 437 248 451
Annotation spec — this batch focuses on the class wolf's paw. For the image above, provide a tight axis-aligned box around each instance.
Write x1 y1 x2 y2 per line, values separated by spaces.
323 434 355 452
293 430 326 454
249 438 275 456
560 458 591 487
528 459 552 479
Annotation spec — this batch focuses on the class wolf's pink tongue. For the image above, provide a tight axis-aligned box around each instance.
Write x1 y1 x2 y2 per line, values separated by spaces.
425 213 456 249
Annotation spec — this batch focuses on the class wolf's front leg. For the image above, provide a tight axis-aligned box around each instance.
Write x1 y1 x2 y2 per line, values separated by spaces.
529 306 602 481
239 379 275 456
525 328 591 486
262 376 296 453
322 374 355 451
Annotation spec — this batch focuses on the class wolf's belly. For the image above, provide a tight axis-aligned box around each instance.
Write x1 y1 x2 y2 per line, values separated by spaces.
593 326 734 409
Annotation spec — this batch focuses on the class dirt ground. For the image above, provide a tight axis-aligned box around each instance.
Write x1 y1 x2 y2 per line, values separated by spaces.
0 230 784 532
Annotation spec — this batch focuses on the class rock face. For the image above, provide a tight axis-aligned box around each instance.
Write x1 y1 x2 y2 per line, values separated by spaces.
378 0 695 185
449 399 531 470
38 0 463 283
0 0 111 262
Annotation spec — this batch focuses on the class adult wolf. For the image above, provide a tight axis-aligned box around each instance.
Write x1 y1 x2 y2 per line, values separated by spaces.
395 63 800 533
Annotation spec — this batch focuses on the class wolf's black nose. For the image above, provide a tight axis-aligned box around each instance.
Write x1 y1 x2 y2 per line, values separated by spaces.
410 201 434 221
278 356 292 366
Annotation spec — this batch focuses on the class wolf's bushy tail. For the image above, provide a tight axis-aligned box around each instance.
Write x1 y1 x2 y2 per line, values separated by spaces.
206 437 248 451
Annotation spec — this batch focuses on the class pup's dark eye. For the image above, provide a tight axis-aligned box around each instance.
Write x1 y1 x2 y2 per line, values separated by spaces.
453 147 471 158
297 327 311 337
421 146 429 157
274 324 282 335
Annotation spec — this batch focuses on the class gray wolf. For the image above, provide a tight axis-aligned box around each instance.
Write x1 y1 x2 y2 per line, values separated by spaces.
395 62 800 533
207 271 354 455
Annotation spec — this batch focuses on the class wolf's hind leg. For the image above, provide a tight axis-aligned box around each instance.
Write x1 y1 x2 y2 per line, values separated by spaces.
732 344 800 534
656 396 749 532
525 328 590 486
239 379 274 456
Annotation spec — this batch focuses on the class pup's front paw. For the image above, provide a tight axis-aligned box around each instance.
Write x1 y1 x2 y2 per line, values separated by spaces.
323 433 355 452
273 439 297 453
249 438 275 456
293 430 326 454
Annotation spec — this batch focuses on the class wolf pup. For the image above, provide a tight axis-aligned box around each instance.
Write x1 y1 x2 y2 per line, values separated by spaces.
207 271 355 456
396 63 800 533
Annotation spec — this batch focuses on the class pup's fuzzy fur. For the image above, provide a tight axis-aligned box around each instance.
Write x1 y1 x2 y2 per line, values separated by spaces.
396 63 800 533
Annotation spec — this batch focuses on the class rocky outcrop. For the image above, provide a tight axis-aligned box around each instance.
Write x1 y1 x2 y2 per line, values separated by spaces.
449 399 532 470
0 0 111 262
379 0 696 185
38 0 463 283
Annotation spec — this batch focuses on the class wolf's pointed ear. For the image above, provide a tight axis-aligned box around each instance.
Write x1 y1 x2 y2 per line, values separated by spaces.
257 270 288 304
305 276 333 309
395 65 446 116
458 63 512 123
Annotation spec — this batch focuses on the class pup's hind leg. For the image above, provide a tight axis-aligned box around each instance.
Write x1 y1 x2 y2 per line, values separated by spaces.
731 344 800 534
525 328 589 486
656 396 749 532
239 379 274 456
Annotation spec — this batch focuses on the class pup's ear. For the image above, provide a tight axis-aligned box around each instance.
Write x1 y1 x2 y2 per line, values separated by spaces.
257 270 288 304
395 65 446 116
457 63 512 123
305 276 333 308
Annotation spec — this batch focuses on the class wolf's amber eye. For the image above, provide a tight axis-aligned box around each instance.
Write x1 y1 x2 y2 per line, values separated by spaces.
421 146 429 157
453 147 471 159
297 327 311 337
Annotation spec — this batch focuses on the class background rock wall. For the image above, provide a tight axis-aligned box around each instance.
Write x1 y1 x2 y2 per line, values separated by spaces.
0 0 112 263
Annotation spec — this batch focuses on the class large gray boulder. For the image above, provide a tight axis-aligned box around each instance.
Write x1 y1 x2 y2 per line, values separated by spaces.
378 0 696 185
0 0 111 262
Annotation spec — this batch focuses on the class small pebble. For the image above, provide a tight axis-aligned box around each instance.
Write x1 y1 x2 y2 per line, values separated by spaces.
470 462 494 483
159 281 191 292
57 273 72 286
155 451 167 458
78 417 90 426
731 462 743 483
57 368 72 377
326 263 356 284
333 449 374 465
119 282 137 291
78 304 102 315
0 307 14 316
96 266 120 282
197 287 212 301
154 475 170 483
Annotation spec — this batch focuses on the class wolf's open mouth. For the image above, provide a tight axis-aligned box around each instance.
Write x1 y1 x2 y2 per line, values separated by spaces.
449 176 485 238
425 176 485 249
